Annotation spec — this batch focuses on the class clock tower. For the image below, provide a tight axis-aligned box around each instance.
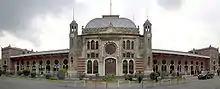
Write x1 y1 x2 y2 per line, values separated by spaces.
143 18 153 74
69 20 78 77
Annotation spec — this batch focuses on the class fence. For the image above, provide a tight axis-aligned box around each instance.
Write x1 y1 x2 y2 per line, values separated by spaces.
60 78 187 89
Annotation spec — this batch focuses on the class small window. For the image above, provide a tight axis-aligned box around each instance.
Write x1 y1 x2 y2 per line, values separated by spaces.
131 53 134 58
131 41 134 49
95 41 99 49
123 53 126 58
91 40 95 50
87 54 90 58
123 41 125 49
126 40 130 50
87 41 90 50
91 53 95 59
96 53 99 58
126 52 130 58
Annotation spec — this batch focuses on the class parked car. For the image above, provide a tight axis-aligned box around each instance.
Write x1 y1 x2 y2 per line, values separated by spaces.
198 71 214 80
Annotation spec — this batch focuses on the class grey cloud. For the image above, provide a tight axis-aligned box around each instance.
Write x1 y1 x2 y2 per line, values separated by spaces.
157 0 183 10
0 0 78 47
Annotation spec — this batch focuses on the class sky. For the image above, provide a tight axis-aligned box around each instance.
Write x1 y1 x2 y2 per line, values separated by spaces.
0 0 220 57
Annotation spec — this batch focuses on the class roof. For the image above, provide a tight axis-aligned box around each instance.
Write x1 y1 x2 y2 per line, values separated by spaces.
85 15 136 28
10 48 210 59
152 49 210 58
10 49 69 58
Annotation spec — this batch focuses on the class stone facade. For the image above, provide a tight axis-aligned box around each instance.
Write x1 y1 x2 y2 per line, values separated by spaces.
0 14 216 77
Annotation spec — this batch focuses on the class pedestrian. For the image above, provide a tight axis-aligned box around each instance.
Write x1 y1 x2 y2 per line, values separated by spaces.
217 69 220 76
177 72 180 77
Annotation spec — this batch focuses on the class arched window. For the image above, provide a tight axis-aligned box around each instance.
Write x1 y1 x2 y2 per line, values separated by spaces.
201 62 203 65
196 61 198 65
126 52 130 58
54 60 59 71
21 60 24 65
185 61 188 65
39 60 43 65
87 60 92 74
46 60 50 65
185 66 188 71
122 60 128 74
148 57 151 65
126 40 130 49
27 61 30 66
17 61 19 65
131 41 134 49
95 41 99 49
87 41 90 49
91 40 95 50
170 60 174 64
170 65 174 72
178 61 181 65
93 60 98 74
161 65 167 71
129 60 134 74
153 60 157 64
63 65 68 70
32 61 36 65
191 61 193 65
55 60 59 65
123 41 125 49
63 59 68 65
162 60 166 64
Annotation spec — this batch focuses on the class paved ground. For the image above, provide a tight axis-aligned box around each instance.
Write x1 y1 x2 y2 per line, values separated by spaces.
0 76 220 89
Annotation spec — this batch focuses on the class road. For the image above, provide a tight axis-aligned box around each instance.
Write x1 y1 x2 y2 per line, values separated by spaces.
0 76 220 89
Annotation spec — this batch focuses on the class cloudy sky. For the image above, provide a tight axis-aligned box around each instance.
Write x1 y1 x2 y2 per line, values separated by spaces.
0 0 220 57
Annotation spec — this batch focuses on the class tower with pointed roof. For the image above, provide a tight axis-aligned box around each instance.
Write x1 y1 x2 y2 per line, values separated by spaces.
143 18 153 74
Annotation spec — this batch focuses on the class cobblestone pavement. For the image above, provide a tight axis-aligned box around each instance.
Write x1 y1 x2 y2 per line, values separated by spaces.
1 76 220 89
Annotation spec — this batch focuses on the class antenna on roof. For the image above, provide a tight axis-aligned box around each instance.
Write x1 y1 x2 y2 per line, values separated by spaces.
72 0 75 20
110 0 112 15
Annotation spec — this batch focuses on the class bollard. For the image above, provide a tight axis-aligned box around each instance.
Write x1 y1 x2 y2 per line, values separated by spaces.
74 81 76 87
106 82 108 89
129 80 130 87
141 81 144 89
95 80 97 88
83 80 86 87
177 78 179 84
117 80 120 88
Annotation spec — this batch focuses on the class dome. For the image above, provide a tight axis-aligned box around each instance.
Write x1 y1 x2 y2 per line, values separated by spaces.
85 15 136 29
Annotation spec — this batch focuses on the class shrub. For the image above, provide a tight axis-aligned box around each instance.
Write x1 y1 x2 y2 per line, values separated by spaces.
102 75 116 82
57 69 67 80
78 72 85 80
22 70 30 76
17 71 23 76
30 72 37 78
50 77 58 80
124 74 134 81
45 74 52 79
150 72 159 80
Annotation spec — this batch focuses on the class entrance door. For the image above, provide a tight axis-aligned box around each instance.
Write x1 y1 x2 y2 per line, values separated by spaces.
105 58 116 75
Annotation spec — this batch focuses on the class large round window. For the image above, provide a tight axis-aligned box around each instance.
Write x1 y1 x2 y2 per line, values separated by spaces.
105 42 117 55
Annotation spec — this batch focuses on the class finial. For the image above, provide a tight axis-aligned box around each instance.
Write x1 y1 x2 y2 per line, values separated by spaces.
110 0 112 15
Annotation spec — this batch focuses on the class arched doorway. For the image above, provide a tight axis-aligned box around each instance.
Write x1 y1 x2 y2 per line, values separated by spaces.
105 58 116 75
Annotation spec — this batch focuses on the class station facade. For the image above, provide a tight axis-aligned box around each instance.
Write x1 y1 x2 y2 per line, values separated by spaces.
1 15 219 77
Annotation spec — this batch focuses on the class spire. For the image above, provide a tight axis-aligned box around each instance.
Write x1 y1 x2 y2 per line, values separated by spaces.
72 0 75 20
110 0 112 15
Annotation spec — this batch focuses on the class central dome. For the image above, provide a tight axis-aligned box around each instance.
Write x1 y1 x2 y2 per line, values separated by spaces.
85 15 136 28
